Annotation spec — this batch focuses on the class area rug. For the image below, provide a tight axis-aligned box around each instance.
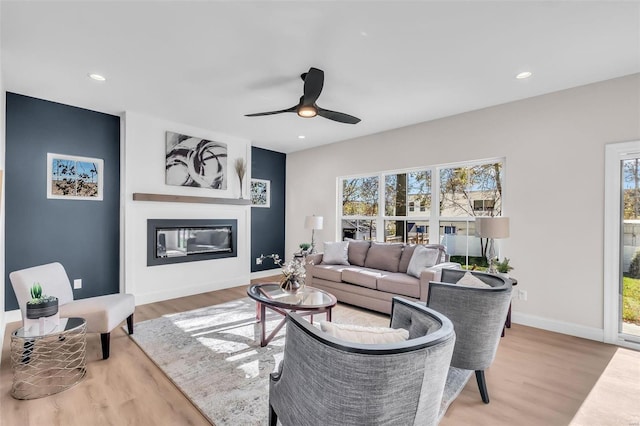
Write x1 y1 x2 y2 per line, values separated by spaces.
128 298 389 425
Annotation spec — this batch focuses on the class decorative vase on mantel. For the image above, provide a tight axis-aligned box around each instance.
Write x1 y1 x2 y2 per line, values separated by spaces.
234 158 246 200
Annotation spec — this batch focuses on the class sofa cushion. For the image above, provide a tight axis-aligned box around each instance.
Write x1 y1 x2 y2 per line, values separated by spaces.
322 241 350 265
342 268 385 289
398 245 416 273
346 240 371 266
364 242 404 272
320 321 409 344
312 264 351 282
377 273 421 298
456 272 492 288
406 245 441 278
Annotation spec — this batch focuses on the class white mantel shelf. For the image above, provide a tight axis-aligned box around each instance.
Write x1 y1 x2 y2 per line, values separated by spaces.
132 193 251 205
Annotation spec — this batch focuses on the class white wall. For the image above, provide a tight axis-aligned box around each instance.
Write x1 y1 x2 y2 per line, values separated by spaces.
123 111 252 305
286 74 640 341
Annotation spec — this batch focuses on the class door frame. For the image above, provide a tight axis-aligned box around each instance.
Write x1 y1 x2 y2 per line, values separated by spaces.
604 140 640 349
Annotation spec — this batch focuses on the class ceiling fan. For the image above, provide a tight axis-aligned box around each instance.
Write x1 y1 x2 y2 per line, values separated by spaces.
245 67 361 124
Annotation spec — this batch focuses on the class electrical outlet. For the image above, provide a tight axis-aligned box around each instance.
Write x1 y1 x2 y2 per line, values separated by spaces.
518 289 527 301
256 257 262 265
73 279 82 289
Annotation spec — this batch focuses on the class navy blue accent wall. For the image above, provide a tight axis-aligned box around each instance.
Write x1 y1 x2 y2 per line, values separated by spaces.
4 93 121 311
251 147 286 272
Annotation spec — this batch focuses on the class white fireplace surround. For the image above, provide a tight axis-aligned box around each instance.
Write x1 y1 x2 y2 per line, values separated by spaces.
123 111 252 305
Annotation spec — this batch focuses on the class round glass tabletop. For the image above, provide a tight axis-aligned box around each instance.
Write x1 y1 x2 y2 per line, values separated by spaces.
247 283 337 310
13 317 86 339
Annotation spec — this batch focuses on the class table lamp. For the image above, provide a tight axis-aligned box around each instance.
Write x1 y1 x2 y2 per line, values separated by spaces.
305 215 323 254
475 216 510 274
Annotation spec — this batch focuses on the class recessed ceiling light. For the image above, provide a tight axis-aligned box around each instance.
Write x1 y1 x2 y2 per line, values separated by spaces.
298 135 306 139
516 71 532 80
360 31 368 37
88 73 106 82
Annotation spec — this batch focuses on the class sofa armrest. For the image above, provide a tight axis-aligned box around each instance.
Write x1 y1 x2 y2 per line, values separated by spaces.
305 253 323 266
418 262 462 301
304 253 324 279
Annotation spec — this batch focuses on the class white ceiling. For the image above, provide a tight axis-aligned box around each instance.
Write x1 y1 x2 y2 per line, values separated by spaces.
2 1 639 153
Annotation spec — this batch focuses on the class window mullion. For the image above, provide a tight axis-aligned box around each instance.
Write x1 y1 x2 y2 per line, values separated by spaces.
430 166 441 246
377 172 384 242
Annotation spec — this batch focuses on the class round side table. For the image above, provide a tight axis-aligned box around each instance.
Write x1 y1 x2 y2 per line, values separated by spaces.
10 317 87 399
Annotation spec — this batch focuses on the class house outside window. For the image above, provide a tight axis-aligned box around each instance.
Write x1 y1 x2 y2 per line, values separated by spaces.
339 159 504 267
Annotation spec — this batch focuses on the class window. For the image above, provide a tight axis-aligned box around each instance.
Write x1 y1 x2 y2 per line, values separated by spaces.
339 159 504 267
439 163 502 217
473 199 495 212
341 176 379 240
342 176 379 216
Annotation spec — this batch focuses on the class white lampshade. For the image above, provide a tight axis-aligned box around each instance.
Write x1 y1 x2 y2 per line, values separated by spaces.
475 217 510 239
305 215 323 230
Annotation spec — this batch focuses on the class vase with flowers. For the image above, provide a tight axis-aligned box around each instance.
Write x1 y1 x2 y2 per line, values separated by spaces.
258 253 307 293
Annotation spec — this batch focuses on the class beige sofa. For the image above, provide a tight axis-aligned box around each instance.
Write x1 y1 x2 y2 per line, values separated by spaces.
305 241 461 314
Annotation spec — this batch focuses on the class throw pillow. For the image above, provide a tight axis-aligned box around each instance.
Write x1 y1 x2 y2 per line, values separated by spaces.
364 242 404 272
320 321 409 344
344 239 371 266
322 241 350 265
406 245 441 278
456 272 492 288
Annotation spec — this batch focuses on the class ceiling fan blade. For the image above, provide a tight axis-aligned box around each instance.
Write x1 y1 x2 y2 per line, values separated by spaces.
245 105 297 117
317 107 361 124
302 67 324 106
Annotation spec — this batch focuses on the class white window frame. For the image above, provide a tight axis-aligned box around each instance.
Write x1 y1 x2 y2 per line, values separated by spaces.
338 157 506 254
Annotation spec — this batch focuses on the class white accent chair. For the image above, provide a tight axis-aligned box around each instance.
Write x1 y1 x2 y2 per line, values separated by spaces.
10 262 135 360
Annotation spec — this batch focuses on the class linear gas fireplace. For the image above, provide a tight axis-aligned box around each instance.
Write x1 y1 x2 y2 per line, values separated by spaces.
147 219 237 266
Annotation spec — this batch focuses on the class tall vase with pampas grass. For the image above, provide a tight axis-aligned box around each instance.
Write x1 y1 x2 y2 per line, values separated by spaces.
234 158 247 199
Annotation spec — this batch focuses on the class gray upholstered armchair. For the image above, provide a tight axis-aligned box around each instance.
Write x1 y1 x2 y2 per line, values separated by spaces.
269 297 456 426
427 269 512 404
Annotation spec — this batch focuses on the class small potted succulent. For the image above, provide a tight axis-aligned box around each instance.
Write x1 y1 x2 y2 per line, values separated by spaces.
495 258 514 278
26 282 58 319
298 243 311 255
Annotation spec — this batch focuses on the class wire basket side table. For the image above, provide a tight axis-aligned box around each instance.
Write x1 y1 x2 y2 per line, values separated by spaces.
10 317 87 399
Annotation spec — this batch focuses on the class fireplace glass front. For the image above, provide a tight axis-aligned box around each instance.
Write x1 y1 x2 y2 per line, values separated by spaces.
147 219 237 266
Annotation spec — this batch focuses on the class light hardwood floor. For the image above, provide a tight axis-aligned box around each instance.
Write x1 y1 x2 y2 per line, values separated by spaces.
1 278 638 426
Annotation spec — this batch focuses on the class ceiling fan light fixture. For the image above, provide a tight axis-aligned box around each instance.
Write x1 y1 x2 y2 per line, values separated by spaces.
297 105 317 118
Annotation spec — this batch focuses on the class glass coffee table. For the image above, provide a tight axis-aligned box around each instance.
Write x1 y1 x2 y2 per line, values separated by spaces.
247 283 337 347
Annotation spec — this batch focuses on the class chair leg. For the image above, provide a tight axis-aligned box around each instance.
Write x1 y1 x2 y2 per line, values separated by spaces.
101 333 111 360
269 404 277 426
475 370 490 404
127 314 134 334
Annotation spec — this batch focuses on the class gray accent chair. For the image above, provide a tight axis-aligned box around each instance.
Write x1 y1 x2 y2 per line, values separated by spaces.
427 269 512 404
269 297 456 426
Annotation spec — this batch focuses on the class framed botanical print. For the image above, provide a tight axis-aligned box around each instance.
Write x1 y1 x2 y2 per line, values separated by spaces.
47 153 104 200
251 178 270 208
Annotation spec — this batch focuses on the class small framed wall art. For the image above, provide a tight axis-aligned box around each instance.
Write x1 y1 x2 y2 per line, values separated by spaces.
47 153 104 200
251 178 270 208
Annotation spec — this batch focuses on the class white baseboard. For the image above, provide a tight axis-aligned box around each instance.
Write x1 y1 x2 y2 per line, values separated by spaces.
4 309 22 325
512 311 604 342
134 277 249 306
250 268 281 280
